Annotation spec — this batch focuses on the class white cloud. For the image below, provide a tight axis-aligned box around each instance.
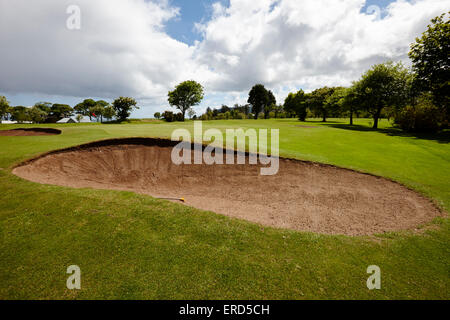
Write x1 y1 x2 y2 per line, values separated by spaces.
195 0 449 95
0 0 449 115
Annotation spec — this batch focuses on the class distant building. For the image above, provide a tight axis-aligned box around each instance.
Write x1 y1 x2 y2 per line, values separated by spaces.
57 116 91 123
56 118 76 124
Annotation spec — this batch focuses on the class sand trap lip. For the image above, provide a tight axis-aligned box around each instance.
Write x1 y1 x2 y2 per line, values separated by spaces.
0 128 61 136
12 138 442 236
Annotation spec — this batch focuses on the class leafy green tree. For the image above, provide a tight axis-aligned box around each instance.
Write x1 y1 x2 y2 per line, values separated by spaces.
87 101 108 123
409 12 449 112
103 106 116 121
28 106 48 123
248 84 269 119
284 90 307 121
394 93 444 132
34 102 52 114
168 80 204 121
339 86 360 125
0 96 10 120
307 87 336 122
112 97 138 121
264 90 276 119
10 106 29 123
324 87 346 118
51 104 73 119
154 112 161 119
354 62 412 129
74 99 97 119
272 104 284 118
90 105 103 122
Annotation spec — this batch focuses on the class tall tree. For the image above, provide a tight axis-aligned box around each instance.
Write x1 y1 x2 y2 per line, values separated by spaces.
409 12 449 116
354 62 412 129
34 102 52 114
103 105 116 121
307 87 336 122
90 100 109 123
51 104 73 119
168 80 204 121
74 99 97 120
264 90 276 119
248 84 269 119
112 97 138 121
10 106 29 123
28 106 48 123
340 86 359 125
324 87 346 119
284 90 307 121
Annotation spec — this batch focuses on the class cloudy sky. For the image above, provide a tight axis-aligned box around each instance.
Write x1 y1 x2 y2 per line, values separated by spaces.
0 0 449 117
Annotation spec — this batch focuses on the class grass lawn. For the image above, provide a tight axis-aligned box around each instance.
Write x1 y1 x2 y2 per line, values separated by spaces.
0 118 449 299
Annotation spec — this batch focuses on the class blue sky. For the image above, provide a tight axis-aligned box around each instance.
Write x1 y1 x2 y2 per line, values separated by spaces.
165 0 230 45
2 0 446 118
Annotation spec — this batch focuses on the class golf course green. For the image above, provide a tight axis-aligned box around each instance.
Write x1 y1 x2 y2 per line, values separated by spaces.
0 118 448 299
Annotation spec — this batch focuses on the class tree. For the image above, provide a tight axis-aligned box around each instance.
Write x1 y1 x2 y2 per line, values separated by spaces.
272 104 284 118
340 86 359 125
162 111 174 122
51 104 73 119
28 106 48 123
34 102 52 114
74 99 97 120
154 112 161 119
324 87 346 119
264 90 276 119
354 62 412 129
112 97 138 122
248 84 269 120
92 100 109 123
103 106 116 121
307 87 336 122
10 106 29 123
284 90 307 121
0 96 10 120
168 80 204 121
409 12 449 113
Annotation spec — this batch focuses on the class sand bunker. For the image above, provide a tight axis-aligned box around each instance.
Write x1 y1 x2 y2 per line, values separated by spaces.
0 128 61 136
13 138 441 235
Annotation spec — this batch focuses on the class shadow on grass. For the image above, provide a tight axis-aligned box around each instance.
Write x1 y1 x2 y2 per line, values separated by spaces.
321 123 450 144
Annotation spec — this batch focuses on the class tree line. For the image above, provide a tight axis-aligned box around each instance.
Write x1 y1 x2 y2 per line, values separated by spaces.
0 97 139 123
159 12 448 133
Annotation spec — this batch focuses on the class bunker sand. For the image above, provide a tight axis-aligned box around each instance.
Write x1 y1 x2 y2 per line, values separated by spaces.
0 128 61 136
13 138 442 236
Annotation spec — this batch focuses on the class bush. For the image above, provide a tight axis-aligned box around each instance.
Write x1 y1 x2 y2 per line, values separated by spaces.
162 111 174 122
394 102 445 133
174 113 184 121
236 112 246 119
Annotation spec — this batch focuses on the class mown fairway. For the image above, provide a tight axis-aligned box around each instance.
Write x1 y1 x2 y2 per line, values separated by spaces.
0 119 449 299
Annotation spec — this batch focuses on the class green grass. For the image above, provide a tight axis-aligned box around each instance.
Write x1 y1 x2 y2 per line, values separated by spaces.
0 118 449 299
